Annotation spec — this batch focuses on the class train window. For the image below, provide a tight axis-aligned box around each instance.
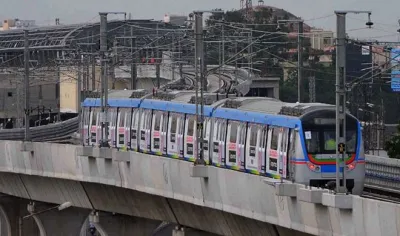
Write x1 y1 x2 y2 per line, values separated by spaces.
305 131 320 153
187 116 195 136
262 126 268 148
118 110 125 127
170 116 177 134
238 123 246 144
229 122 238 143
146 111 152 129
249 126 257 146
323 131 336 151
346 131 357 153
154 112 161 131
91 112 97 125
270 128 279 150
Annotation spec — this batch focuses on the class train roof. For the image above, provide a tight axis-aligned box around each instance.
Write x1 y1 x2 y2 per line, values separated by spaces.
140 99 214 116
82 98 141 107
219 97 336 117
213 107 301 128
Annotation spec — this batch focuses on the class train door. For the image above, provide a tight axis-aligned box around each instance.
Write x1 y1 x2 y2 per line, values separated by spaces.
266 127 282 179
211 118 226 167
279 128 290 178
167 113 184 159
151 111 168 156
245 124 267 175
225 121 245 171
82 107 91 146
116 108 131 150
184 115 197 162
130 109 139 151
139 109 152 153
202 118 211 164
108 108 118 147
89 108 100 146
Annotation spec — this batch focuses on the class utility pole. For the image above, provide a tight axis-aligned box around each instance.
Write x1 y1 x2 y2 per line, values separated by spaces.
99 12 108 147
298 21 303 103
24 30 30 141
334 10 372 194
77 51 82 114
193 9 223 165
112 39 117 89
221 20 225 88
130 33 137 90
98 11 126 147
156 23 161 88
277 19 304 102
335 11 347 194
194 11 205 165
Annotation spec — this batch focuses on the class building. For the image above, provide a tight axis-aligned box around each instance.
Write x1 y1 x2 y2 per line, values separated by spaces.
163 14 187 26
0 19 36 31
309 28 335 51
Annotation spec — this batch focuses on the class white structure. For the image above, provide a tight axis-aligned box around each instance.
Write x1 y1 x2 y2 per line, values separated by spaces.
309 28 334 51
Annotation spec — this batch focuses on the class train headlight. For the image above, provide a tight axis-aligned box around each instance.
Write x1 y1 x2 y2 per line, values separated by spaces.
307 162 321 172
346 163 356 171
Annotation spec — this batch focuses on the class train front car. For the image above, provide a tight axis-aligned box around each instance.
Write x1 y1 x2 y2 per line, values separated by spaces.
295 108 365 195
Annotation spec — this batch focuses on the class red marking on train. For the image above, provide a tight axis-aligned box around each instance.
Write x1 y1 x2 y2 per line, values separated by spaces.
308 153 356 165
90 126 96 132
118 127 124 132
186 136 193 142
154 131 160 137
228 143 236 150
290 161 307 164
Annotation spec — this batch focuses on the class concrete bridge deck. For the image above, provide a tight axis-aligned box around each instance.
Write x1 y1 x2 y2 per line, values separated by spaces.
0 141 397 236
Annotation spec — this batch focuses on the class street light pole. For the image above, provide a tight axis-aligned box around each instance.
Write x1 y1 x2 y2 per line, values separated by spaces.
19 202 72 236
334 10 372 194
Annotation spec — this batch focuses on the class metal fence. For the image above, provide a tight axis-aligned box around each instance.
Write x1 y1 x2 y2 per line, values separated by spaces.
365 154 400 193
0 117 79 142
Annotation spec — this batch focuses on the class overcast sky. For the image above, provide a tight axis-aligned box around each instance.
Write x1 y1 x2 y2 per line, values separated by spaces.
1 0 399 41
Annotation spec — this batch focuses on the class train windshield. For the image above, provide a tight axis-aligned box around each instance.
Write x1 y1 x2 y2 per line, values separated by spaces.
301 110 358 155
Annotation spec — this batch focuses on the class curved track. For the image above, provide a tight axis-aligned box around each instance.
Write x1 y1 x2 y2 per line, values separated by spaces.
0 116 79 143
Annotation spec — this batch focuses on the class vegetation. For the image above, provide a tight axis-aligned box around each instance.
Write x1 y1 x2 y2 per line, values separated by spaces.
384 121 400 159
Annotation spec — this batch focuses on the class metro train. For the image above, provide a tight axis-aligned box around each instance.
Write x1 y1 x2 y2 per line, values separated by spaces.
80 96 365 195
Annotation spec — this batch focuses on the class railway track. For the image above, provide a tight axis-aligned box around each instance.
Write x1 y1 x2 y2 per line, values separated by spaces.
362 184 400 203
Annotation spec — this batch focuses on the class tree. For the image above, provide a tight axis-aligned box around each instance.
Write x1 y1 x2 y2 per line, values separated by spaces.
384 121 400 159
